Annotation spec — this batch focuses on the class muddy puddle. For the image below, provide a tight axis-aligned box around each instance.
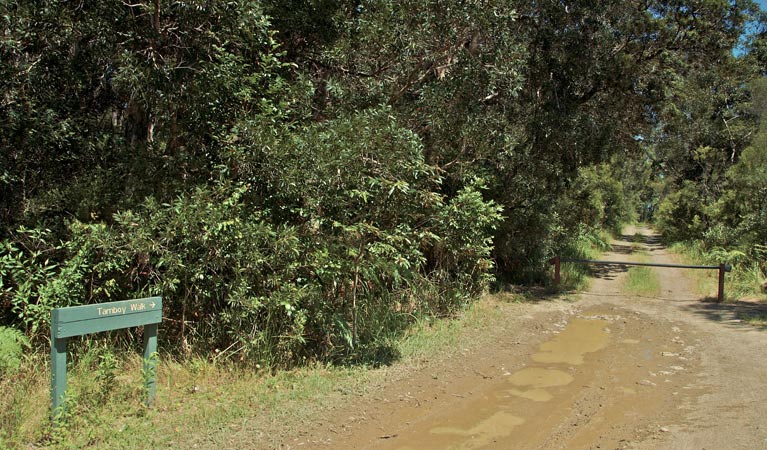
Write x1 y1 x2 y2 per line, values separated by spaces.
282 229 714 450
373 316 612 450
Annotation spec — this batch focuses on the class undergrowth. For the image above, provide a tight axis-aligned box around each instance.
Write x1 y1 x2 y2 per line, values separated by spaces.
670 242 767 301
623 253 661 297
557 226 614 291
0 294 524 449
741 313 767 327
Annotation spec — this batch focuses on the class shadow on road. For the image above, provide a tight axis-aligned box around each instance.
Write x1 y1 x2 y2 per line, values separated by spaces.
683 298 767 331
590 263 629 281
611 243 635 255
617 232 663 250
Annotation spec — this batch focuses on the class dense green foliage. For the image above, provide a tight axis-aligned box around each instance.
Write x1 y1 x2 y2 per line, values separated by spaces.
2 0 766 364
0 325 29 373
654 54 767 294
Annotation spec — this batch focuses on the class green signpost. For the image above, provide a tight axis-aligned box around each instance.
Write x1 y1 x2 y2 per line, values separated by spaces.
50 297 162 419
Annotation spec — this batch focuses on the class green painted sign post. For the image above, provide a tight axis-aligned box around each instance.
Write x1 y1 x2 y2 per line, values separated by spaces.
50 297 162 419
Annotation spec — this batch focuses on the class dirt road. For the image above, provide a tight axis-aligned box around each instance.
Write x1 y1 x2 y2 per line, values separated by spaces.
284 227 767 449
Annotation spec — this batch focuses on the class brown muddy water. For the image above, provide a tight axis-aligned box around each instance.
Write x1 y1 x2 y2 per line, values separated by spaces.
374 315 614 450
364 307 692 450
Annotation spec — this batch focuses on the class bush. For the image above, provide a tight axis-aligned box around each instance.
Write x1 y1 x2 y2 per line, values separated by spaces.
0 108 502 367
557 164 632 234
0 326 29 373
655 180 709 242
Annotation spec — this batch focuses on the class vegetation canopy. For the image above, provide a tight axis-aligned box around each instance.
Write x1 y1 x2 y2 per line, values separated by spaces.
1 0 766 371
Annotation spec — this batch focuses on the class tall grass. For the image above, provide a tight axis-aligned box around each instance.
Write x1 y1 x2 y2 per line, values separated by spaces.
670 241 767 301
623 265 661 297
558 227 613 291
0 294 526 449
0 352 51 448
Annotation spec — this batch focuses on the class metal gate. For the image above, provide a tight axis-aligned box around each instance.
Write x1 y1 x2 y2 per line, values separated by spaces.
549 256 732 302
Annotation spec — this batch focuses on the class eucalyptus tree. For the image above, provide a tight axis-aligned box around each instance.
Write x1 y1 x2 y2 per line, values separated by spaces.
0 1 287 233
647 1 763 242
2 0 764 358
0 1 503 362
272 0 763 279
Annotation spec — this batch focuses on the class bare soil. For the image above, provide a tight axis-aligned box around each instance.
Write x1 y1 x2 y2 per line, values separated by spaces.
263 227 767 449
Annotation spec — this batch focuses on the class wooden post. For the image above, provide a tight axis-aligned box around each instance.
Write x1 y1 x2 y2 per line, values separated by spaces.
143 323 158 406
50 334 68 420
50 297 162 421
551 256 561 286
718 263 726 303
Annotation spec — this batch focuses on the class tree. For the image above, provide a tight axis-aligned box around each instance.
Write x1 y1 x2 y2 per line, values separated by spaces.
0 1 287 233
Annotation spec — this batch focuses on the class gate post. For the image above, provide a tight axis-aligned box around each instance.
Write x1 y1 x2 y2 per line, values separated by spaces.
550 256 561 286
718 263 725 303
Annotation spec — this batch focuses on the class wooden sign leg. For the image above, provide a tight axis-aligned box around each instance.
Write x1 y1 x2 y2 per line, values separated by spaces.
143 324 158 406
50 336 68 420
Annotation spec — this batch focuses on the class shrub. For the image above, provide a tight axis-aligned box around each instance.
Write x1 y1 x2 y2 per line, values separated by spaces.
0 326 29 373
0 108 502 367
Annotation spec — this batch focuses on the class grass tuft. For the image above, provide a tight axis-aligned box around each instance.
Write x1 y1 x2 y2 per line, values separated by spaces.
623 265 661 297
558 227 614 291
622 250 661 297
742 313 767 327
670 242 767 302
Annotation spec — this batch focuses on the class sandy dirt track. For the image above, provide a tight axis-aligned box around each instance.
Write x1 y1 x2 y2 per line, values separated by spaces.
277 227 767 450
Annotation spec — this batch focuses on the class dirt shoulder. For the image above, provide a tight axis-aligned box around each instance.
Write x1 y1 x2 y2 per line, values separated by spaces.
243 227 767 449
